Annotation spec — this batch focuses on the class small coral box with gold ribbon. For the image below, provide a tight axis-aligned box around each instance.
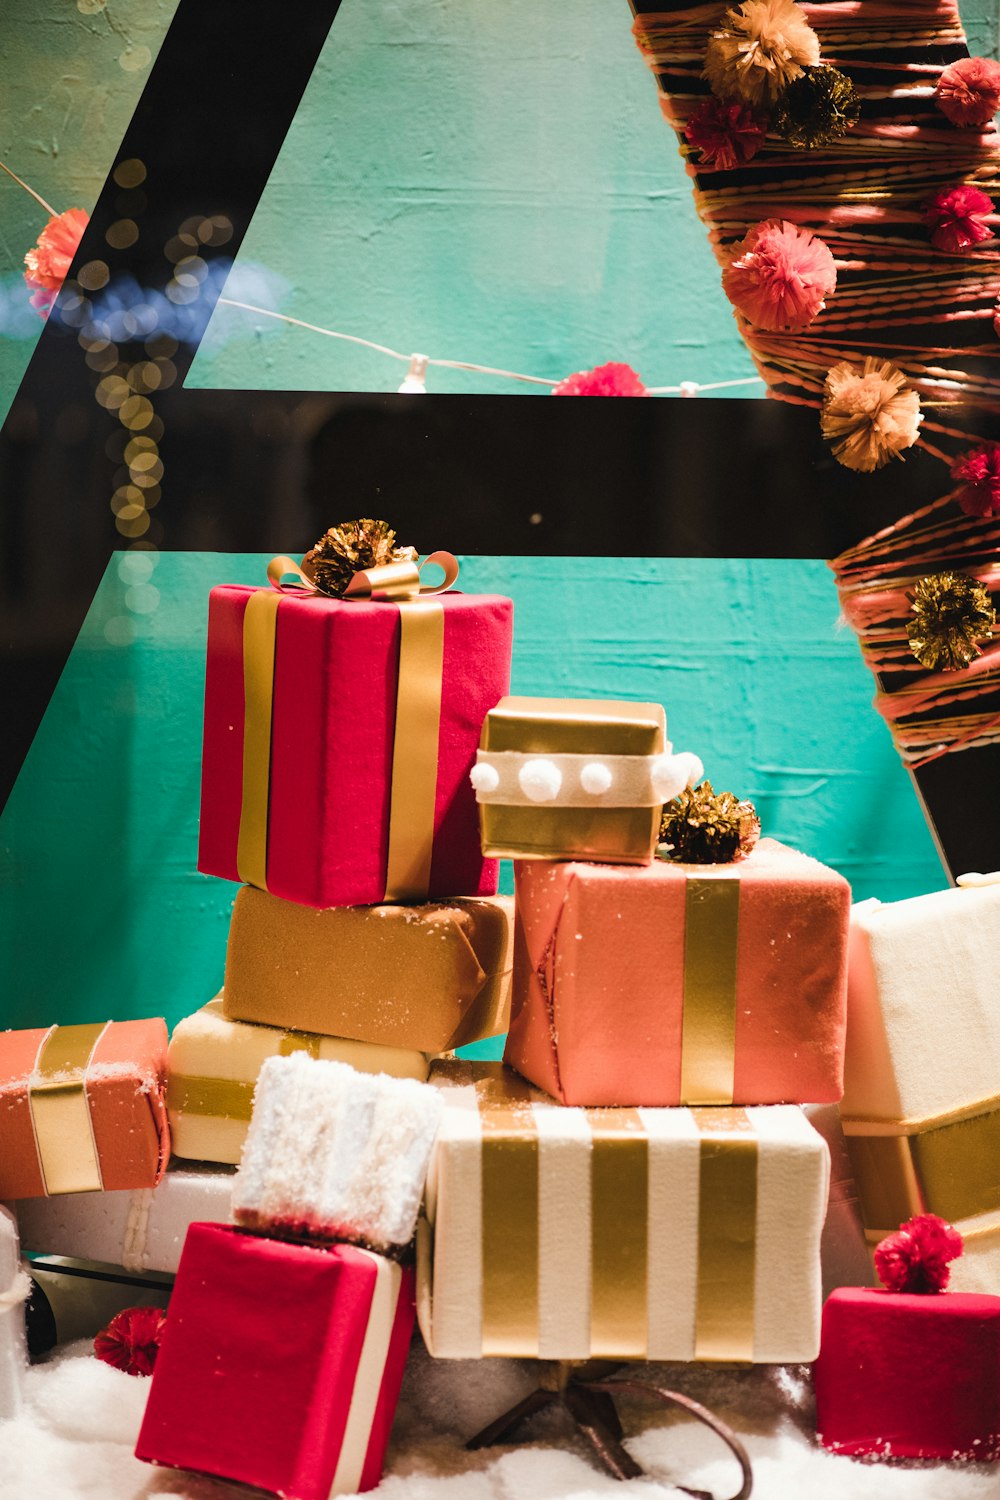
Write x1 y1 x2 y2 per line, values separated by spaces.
197 543 513 909
0 1019 170 1200
416 1060 830 1363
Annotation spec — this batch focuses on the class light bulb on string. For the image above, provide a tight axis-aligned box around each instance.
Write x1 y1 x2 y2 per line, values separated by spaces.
398 353 428 394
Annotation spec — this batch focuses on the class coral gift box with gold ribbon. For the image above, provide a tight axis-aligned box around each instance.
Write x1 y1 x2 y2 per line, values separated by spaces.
197 537 513 909
0 1019 169 1200
416 1060 830 1362
507 838 850 1107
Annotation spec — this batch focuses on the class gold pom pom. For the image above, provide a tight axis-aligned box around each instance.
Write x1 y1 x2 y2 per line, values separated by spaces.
773 65 861 148
704 0 821 108
301 519 417 598
658 781 762 864
820 357 922 473
907 572 995 672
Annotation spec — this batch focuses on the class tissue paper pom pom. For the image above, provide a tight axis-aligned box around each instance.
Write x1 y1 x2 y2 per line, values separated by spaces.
772 65 861 148
820 357 921 472
922 185 995 253
907 571 995 672
874 1215 964 1294
94 1306 166 1376
952 444 1000 517
518 758 562 802
469 761 500 795
552 362 649 397
684 98 767 169
580 761 613 795
301 519 417 598
723 220 837 331
934 56 1000 128
23 207 88 319
703 0 820 108
659 781 761 863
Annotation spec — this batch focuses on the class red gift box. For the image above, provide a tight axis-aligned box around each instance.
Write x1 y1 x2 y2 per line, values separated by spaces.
198 580 513 907
814 1287 1000 1460
0 1020 169 1200
136 1223 415 1498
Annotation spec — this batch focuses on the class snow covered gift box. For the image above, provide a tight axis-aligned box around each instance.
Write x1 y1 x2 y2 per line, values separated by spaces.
136 1224 414 1499
222 887 513 1053
507 829 850 1107
198 524 513 908
0 1206 26 1420
471 696 702 864
416 1060 830 1361
841 875 1000 1236
167 995 434 1166
0 1019 169 1200
815 1215 1000 1461
14 1161 235 1273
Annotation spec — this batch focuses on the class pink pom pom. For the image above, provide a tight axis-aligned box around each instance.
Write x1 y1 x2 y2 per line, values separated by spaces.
934 56 1000 128
552 362 649 397
874 1214 964 1295
922 185 995 253
952 443 1000 517
684 98 767 171
722 219 837 331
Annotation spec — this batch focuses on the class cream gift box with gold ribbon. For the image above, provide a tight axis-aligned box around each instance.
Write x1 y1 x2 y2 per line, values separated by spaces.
167 996 433 1166
416 1061 830 1362
842 876 1000 1238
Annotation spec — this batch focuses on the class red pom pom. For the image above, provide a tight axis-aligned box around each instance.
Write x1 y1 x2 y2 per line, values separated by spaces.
952 443 1000 517
722 219 837 331
684 98 767 171
922 185 995 253
94 1305 167 1376
935 56 1000 128
552 362 649 397
874 1214 964 1294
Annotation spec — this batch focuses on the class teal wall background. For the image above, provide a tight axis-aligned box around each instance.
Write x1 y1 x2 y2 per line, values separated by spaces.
1 552 941 1037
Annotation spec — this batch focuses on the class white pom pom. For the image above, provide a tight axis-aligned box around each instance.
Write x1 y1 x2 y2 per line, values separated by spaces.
650 754 688 804
469 761 500 796
580 761 613 796
673 751 705 789
518 758 563 803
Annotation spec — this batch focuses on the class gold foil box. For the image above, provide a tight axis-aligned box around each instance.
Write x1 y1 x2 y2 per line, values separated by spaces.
475 697 668 864
416 1060 830 1362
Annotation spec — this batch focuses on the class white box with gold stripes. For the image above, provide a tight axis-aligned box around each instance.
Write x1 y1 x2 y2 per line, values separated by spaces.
167 996 433 1166
417 1061 830 1362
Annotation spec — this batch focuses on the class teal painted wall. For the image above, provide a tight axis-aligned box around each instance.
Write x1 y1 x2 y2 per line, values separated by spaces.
1 552 941 1035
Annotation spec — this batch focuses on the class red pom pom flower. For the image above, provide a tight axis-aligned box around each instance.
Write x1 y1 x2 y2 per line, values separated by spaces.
722 218 837 331
684 98 767 171
23 207 89 319
952 443 1000 517
94 1305 167 1377
922 185 995 253
874 1214 964 1295
552 362 649 397
934 56 1000 129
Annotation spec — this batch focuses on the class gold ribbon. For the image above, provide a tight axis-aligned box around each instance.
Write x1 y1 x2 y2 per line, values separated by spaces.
586 1109 649 1358
166 1030 323 1122
235 548 459 898
681 878 741 1105
479 1071 539 1356
844 1098 1000 1230
693 1108 758 1362
28 1023 108 1196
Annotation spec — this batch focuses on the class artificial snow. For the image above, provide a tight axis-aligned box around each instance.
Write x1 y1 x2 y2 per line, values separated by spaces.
4 1339 1000 1498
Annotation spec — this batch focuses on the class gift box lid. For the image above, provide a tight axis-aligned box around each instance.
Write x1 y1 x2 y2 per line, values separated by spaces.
481 697 665 754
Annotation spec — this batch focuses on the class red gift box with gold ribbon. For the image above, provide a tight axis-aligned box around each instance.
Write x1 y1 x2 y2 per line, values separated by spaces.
197 551 513 908
0 1019 170 1200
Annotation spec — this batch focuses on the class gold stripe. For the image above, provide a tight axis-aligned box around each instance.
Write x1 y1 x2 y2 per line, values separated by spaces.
847 1108 1000 1228
236 589 281 890
278 1031 323 1059
480 1088 539 1355
693 1107 757 1362
586 1109 648 1358
383 599 445 901
29 1023 107 1195
166 1074 256 1121
681 880 740 1105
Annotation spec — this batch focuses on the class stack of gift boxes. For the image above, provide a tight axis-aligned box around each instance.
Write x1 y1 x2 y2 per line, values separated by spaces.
4 526 1000 1478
